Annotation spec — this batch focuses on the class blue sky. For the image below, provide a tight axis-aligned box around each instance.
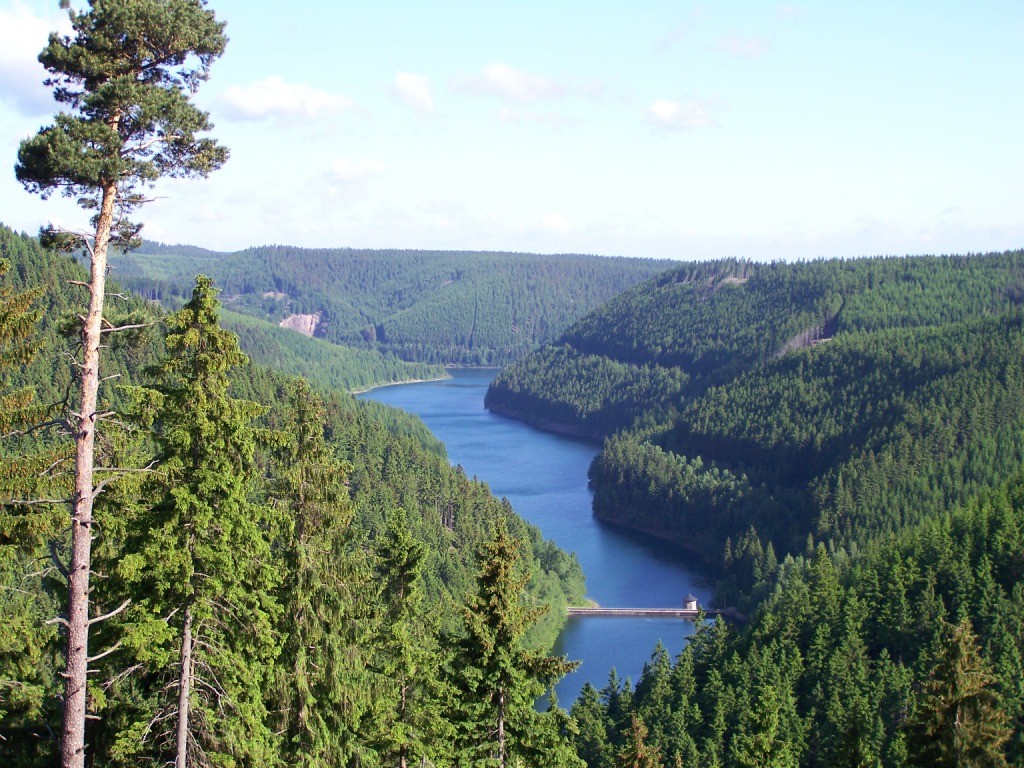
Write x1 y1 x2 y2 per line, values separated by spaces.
2 0 1023 260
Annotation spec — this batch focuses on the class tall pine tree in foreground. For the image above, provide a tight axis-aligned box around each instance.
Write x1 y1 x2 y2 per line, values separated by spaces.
14 3 228 765
115 277 279 768
453 518 582 768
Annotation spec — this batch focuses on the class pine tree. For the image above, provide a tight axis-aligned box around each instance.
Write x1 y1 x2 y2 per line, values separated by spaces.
907 617 1011 768
14 5 228 765
114 276 279 767
452 517 580 767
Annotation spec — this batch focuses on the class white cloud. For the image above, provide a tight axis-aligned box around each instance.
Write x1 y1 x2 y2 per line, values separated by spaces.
0 2 68 115
329 158 385 183
647 98 714 130
716 35 769 59
219 76 353 121
458 63 564 103
541 213 572 233
392 71 433 112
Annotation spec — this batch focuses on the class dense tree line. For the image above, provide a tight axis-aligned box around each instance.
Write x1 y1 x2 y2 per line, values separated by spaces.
488 251 1024 576
491 253 1024 426
486 248 1024 765
10 231 1024 766
483 345 689 439
219 309 446 394
0 227 584 766
586 312 1024 584
567 476 1024 767
111 242 675 366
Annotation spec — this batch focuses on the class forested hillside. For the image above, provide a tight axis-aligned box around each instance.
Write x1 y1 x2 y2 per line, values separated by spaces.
21 229 447 393
10 221 1024 767
219 309 445 394
0 226 584 766
488 253 1024 574
569 477 1024 767
487 251 1024 766
111 242 675 365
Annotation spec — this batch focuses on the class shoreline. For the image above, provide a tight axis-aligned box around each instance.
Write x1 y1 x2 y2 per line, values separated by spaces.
352 365 506 396
595 514 722 576
484 403 605 446
350 372 451 396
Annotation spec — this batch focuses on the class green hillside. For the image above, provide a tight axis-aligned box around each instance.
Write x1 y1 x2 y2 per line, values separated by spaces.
0 226 583 766
486 250 1024 765
568 476 1024 768
219 309 445 394
111 242 675 365
67 240 450 394
487 252 1024 577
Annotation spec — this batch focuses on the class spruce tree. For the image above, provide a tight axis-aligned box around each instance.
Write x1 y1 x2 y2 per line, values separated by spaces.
373 507 454 768
14 4 228 765
0 258 49 533
269 378 376 767
115 277 279 767
728 682 801 768
452 517 580 767
617 713 661 768
907 617 1011 768
569 683 614 768
0 258 62 766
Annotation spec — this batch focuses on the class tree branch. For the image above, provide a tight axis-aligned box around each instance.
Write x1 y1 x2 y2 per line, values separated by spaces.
87 641 122 664
2 416 73 439
87 598 131 627
100 321 157 335
9 497 72 507
50 541 70 580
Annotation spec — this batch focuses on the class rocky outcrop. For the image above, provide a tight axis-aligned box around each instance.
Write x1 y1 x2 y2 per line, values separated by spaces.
279 313 320 337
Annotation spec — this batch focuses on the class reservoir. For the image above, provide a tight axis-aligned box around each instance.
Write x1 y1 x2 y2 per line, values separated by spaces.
360 368 712 703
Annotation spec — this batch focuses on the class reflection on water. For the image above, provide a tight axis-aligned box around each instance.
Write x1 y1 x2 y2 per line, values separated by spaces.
360 368 712 703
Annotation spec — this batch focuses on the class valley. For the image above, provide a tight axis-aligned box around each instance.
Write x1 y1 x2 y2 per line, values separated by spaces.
6 221 1024 766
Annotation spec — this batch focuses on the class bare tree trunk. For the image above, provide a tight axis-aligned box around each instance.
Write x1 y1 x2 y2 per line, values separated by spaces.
399 683 408 768
176 606 195 768
60 180 116 768
497 688 506 768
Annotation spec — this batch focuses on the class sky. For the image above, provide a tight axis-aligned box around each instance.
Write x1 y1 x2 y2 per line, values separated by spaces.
1 0 1023 261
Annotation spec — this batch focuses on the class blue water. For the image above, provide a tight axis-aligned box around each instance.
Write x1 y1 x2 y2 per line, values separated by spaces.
359 368 712 703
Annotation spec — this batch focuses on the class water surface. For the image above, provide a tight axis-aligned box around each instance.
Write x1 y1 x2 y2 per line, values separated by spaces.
360 368 712 702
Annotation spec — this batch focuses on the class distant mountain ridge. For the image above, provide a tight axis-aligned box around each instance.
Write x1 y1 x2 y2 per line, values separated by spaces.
111 242 677 365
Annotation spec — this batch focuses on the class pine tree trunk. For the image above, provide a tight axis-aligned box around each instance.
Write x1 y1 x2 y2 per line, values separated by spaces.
60 180 116 768
176 606 195 768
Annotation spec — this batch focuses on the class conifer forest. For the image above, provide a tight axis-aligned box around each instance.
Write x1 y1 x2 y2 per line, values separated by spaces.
3 1 1024 767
